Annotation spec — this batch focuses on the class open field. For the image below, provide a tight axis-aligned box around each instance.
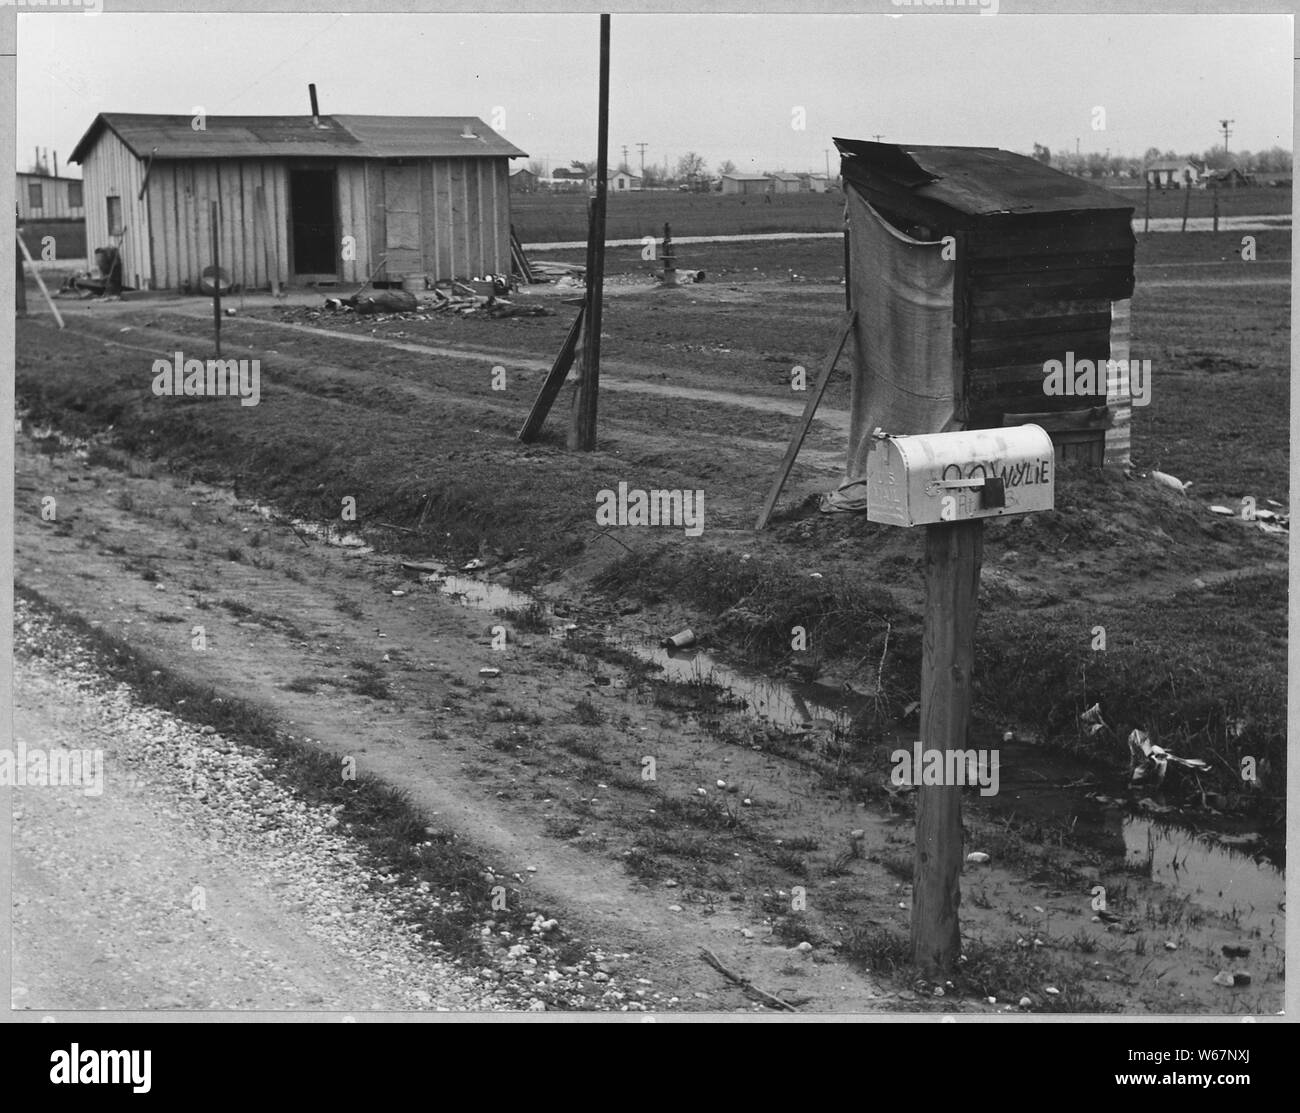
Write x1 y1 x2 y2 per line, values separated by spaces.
511 184 1290 244
13 229 1287 1014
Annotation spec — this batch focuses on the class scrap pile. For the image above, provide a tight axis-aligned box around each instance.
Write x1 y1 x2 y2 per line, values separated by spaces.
317 283 551 323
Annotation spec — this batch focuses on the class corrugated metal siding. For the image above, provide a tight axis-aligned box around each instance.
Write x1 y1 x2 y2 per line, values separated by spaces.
81 129 149 287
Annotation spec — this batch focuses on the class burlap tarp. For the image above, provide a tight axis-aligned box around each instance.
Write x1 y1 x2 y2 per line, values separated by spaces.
823 188 958 512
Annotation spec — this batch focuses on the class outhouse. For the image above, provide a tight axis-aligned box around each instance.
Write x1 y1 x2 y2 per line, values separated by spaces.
833 139 1136 483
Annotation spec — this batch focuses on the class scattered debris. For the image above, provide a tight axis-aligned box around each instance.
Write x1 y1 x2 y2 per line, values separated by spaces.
965 851 991 864
1149 470 1191 493
478 667 501 678
1208 504 1234 516
1212 970 1252 988
662 628 696 650
699 948 798 1012
1127 729 1211 788
1222 944 1252 959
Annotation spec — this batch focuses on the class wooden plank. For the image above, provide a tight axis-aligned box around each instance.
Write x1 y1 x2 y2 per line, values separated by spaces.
971 271 1134 305
518 306 585 443
971 297 1111 325
968 330 1111 369
964 217 1135 259
969 311 1112 340
1001 404 1111 432
254 185 279 296
754 309 856 531
967 249 1134 277
16 232 64 327
911 518 982 976
951 230 970 425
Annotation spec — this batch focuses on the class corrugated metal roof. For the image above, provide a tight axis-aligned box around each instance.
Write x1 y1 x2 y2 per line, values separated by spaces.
721 172 770 181
834 138 1133 217
70 113 525 164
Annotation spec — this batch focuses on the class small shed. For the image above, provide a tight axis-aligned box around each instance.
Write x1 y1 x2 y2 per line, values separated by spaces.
1145 159 1201 189
720 172 770 195
69 112 526 292
509 167 538 193
16 171 85 221
834 138 1135 476
768 172 803 194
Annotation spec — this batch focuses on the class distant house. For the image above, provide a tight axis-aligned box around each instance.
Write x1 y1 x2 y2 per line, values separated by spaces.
545 168 587 192
720 172 770 195
509 167 538 194
1145 159 1202 189
768 172 803 194
1200 166 1252 189
801 173 831 193
16 171 85 221
69 111 525 292
588 169 641 192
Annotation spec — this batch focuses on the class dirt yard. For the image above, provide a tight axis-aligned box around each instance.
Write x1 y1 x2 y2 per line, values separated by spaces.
12 229 1287 1014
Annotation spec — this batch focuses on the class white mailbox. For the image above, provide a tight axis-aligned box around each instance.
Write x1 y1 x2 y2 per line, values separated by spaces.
865 425 1054 527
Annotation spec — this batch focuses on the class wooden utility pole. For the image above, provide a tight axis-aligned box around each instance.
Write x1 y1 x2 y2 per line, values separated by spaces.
1212 183 1220 233
1180 176 1191 233
911 518 983 976
570 13 610 451
1143 176 1151 233
662 221 676 287
211 201 222 356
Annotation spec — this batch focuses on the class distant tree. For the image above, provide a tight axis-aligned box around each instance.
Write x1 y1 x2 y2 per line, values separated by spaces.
1031 142 1051 164
718 159 737 175
528 159 545 178
1143 147 1163 164
676 151 707 182
569 158 595 178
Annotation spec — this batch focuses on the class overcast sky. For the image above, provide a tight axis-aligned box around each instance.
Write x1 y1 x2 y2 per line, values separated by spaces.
18 12 1292 178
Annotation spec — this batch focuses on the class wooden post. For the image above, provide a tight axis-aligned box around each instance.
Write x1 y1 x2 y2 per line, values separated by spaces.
15 233 27 316
843 226 851 310
570 13 610 452
16 232 63 329
254 186 279 296
1212 183 1219 233
755 309 855 530
911 518 983 976
1180 176 1191 233
518 305 586 442
662 221 677 286
210 201 222 356
1143 176 1150 233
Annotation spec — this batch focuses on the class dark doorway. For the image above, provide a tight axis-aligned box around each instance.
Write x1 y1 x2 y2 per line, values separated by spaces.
289 168 338 279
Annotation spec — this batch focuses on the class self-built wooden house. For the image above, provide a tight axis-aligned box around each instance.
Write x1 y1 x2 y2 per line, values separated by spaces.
834 139 1136 473
69 113 527 293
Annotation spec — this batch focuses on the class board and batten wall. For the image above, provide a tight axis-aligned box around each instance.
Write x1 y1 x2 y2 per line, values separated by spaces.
16 174 85 221
145 159 370 291
79 127 150 289
369 156 511 282
81 143 512 290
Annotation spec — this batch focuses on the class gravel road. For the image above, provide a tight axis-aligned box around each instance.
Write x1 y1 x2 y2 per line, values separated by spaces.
11 609 516 1014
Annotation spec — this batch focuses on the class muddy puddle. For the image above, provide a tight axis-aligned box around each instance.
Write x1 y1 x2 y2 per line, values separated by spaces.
231 494 1285 930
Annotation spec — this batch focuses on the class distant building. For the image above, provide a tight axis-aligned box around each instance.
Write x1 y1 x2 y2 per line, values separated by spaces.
1200 166 1252 189
801 173 831 193
768 172 803 194
509 167 538 193
720 172 770 195
16 171 85 221
1144 159 1202 189
588 169 641 192
70 111 526 292
545 168 587 192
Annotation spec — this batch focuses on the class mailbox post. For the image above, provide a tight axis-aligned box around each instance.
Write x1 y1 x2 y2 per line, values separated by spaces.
865 425 1054 975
